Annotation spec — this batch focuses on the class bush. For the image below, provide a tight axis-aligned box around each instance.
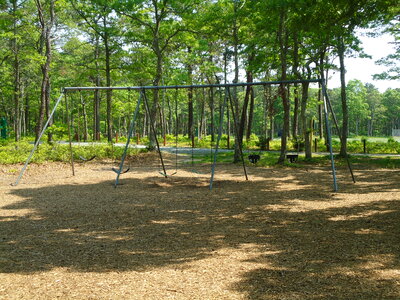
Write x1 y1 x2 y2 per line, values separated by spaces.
0 141 147 164
291 136 305 151
257 136 269 150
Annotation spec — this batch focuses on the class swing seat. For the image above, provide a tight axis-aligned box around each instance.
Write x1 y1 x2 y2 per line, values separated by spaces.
79 155 96 162
112 167 130 174
248 154 260 164
158 171 168 177
286 154 298 163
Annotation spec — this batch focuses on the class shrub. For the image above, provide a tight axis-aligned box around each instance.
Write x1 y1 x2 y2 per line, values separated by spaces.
257 136 269 150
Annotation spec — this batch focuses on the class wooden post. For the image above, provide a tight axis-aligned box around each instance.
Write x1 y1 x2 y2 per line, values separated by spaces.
315 138 318 152
363 139 366 154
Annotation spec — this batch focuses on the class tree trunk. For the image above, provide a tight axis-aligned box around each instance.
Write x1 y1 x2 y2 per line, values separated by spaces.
232 4 241 162
93 34 101 141
338 36 348 156
81 95 88 141
246 86 255 142
268 90 275 141
187 47 194 146
263 85 268 140
25 92 30 134
12 0 20 141
316 60 324 140
13 47 20 141
292 85 299 137
246 54 255 141
45 79 52 142
227 100 230 148
301 82 312 159
166 94 173 135
292 32 300 139
209 88 215 143
142 111 147 137
104 18 113 143
34 0 54 143
149 49 162 147
368 111 375 136
199 88 206 140
278 10 289 164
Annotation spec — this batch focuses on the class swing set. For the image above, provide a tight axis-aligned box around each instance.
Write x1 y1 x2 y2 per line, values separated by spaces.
13 79 355 191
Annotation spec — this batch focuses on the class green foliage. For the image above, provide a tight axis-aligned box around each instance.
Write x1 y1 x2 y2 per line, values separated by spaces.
0 141 147 164
343 138 400 154
0 141 34 164
1 0 399 158
291 136 305 151
256 136 269 150
46 123 68 140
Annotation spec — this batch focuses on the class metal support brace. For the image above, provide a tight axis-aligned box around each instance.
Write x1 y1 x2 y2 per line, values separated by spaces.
65 92 75 176
323 88 356 183
142 89 168 178
209 87 228 190
114 90 142 187
321 81 338 192
13 92 65 186
226 87 248 181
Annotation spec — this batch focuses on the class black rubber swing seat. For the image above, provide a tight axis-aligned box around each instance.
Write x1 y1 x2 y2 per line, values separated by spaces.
79 155 96 162
248 154 260 164
112 167 130 174
286 154 298 163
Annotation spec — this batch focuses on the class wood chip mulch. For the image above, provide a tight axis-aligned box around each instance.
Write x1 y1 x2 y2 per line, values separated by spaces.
1 157 400 299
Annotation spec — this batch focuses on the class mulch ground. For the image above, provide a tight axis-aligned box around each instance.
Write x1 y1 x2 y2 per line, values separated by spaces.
1 154 400 299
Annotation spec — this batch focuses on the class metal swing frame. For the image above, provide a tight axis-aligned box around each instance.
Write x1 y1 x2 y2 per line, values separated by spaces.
13 79 354 192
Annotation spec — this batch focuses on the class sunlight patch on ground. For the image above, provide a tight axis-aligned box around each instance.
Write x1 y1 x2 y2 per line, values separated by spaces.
330 210 395 221
264 192 400 213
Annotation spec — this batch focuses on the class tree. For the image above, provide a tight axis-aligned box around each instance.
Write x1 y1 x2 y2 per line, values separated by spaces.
34 0 55 143
115 0 196 146
374 9 399 81
346 79 369 136
1 0 38 141
364 83 383 136
71 0 122 142
382 88 400 135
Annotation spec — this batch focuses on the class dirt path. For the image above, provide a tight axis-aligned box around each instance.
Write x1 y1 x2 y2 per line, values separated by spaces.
1 158 400 299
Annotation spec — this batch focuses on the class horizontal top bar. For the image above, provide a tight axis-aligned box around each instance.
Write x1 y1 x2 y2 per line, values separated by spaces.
63 79 321 92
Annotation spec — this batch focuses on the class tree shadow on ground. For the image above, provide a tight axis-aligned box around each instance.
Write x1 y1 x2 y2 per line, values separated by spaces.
2 165 400 299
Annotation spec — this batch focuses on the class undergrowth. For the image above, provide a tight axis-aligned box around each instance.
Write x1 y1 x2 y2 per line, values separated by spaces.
0 141 146 164
1 137 399 169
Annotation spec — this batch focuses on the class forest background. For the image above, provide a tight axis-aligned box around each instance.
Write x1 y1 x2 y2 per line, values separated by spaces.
0 0 399 163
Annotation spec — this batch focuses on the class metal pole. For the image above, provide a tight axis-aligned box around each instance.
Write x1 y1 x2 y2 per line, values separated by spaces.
142 89 168 178
13 92 65 186
63 79 321 92
323 88 356 183
65 92 75 176
321 81 338 192
114 90 142 187
209 87 228 190
226 87 248 181
173 89 179 175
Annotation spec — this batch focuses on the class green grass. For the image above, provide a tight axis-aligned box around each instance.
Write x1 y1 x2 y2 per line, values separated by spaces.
345 155 400 169
187 151 400 169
